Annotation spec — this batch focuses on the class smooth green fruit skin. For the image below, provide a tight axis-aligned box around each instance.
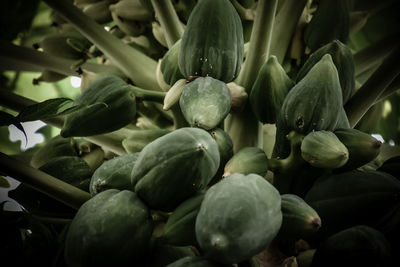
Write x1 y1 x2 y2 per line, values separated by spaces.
305 170 400 241
89 153 139 195
296 40 355 103
147 244 196 267
61 76 136 137
301 130 349 169
195 173 282 264
167 256 220 267
279 194 321 239
132 127 220 211
122 129 171 153
311 226 392 267
304 0 351 51
30 135 77 168
64 189 153 267
39 156 92 191
179 77 232 130
162 193 204 246
161 39 185 85
178 0 244 82
224 147 268 177
250 55 294 124
333 128 381 171
274 54 347 158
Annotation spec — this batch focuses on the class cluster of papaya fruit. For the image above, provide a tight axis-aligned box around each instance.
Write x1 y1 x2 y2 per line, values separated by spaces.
3 0 400 266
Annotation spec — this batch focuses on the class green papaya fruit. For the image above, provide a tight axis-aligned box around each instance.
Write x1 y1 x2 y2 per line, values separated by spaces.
208 128 234 184
311 226 393 267
131 127 220 211
274 54 346 158
122 129 171 153
304 170 400 241
250 55 294 124
279 194 321 240
147 244 196 267
179 77 232 130
61 76 136 137
178 0 244 82
296 40 355 103
333 128 381 171
161 193 204 246
64 189 153 266
377 155 400 179
30 135 77 168
39 156 92 191
301 130 349 169
110 8 146 37
109 0 152 21
304 0 351 51
223 147 268 178
35 32 89 60
89 153 139 195
195 173 282 264
167 256 220 267
82 0 112 24
161 40 185 86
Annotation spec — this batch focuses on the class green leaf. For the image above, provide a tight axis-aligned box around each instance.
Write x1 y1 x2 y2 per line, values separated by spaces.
17 98 87 122
0 110 27 143
0 176 11 188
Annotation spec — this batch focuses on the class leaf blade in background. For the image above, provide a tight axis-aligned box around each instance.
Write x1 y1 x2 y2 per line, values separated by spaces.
0 176 11 188
0 110 27 142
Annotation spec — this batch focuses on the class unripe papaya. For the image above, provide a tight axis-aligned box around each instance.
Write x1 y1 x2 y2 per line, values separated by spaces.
274 54 346 158
301 130 349 169
279 194 321 240
89 153 139 195
333 128 381 171
304 0 351 51
30 135 77 168
167 256 220 267
223 147 268 178
250 55 294 124
64 189 153 266
161 40 185 86
39 156 92 191
82 0 112 24
109 0 152 22
377 155 400 178
195 173 282 264
122 129 171 153
311 225 393 267
110 9 146 37
304 170 400 241
147 244 196 267
61 76 136 137
209 128 234 184
179 0 244 82
179 77 232 130
296 40 355 103
131 128 220 211
161 193 204 246
36 33 88 60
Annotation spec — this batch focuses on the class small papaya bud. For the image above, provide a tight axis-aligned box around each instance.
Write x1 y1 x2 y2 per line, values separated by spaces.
109 0 152 22
156 59 172 91
301 130 348 169
250 55 294 124
179 77 232 130
82 0 112 24
163 79 186 110
110 8 146 37
161 39 185 86
152 21 168 48
223 147 268 178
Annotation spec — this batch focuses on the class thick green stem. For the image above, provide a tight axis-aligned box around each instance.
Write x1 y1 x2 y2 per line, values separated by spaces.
0 89 127 155
237 0 278 90
150 0 184 48
0 152 91 210
128 85 166 104
353 33 400 76
376 74 400 102
345 44 400 127
0 41 122 76
227 0 278 152
270 0 307 63
43 0 160 91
